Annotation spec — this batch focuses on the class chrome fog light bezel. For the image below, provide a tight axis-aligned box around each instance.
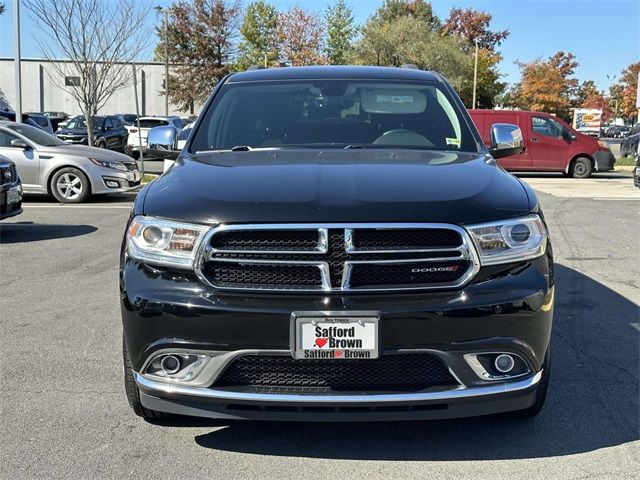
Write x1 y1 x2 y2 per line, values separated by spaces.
463 352 531 381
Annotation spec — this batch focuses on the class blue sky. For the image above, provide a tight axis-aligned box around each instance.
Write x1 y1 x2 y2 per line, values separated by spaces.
1 0 638 90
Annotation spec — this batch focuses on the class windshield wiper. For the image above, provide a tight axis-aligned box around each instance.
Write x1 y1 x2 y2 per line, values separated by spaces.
230 145 253 152
343 144 364 149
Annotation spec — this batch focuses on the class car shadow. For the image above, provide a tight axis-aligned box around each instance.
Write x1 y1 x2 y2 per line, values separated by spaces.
21 193 138 204
152 264 639 460
0 221 97 243
514 172 632 180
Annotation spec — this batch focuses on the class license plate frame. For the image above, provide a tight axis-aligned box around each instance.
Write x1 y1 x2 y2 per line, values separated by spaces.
7 187 19 204
290 311 381 360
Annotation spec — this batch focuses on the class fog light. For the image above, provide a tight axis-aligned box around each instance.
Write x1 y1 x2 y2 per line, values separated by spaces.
495 354 515 373
105 180 120 188
160 355 181 374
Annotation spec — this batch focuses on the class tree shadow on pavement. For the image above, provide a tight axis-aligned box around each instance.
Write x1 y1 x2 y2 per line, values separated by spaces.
169 264 639 460
0 222 97 243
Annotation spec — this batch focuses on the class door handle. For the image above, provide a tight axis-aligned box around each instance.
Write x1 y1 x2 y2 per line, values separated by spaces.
530 137 539 142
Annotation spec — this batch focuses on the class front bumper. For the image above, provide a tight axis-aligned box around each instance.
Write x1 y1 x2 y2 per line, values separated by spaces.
0 181 23 219
92 168 141 194
594 149 615 172
121 249 554 420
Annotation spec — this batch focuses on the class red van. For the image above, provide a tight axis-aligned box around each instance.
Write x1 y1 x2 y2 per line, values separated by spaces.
469 109 615 178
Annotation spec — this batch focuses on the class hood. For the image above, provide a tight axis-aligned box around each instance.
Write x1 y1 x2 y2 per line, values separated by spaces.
56 128 88 135
40 144 132 162
143 149 533 225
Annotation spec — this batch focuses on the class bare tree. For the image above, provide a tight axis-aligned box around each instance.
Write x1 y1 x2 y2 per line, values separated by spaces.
24 0 151 145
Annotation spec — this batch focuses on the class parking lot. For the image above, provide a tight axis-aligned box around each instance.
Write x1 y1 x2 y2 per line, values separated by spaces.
1 172 638 480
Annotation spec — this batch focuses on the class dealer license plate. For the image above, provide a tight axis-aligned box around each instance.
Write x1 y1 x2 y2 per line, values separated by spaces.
291 312 380 360
7 187 20 204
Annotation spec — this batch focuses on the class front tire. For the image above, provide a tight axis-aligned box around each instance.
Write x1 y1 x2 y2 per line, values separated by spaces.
123 336 172 420
569 157 593 178
50 167 90 203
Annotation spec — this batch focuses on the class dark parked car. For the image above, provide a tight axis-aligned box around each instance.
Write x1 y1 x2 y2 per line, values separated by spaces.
42 111 69 131
621 123 640 158
0 154 22 220
123 66 553 422
56 115 128 151
0 110 54 134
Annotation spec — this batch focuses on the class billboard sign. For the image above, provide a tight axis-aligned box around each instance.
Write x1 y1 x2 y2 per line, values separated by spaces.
573 108 602 135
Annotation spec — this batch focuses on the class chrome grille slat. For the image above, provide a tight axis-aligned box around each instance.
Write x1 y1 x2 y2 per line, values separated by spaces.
195 223 480 292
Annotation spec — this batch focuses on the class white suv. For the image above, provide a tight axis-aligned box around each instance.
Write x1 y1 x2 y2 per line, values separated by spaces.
126 116 183 156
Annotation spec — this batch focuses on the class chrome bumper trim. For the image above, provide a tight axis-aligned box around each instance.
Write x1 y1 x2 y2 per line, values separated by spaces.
135 370 542 404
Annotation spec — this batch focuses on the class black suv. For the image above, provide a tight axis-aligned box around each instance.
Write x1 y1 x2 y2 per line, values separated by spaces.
0 155 22 219
122 66 553 422
56 115 128 151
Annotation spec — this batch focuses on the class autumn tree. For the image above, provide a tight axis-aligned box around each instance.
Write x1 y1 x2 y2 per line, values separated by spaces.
612 62 639 119
159 0 241 111
441 8 509 108
277 7 327 66
325 0 357 65
582 89 614 123
509 51 579 119
441 7 508 51
237 0 279 69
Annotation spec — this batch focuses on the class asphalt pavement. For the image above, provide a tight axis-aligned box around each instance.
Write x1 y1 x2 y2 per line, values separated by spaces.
0 172 638 480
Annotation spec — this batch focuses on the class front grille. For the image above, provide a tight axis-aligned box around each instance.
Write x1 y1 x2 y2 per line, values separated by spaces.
198 224 476 292
215 353 458 394
0 164 17 185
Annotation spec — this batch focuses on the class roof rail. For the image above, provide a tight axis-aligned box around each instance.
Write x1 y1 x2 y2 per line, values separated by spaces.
246 65 264 71
400 64 419 70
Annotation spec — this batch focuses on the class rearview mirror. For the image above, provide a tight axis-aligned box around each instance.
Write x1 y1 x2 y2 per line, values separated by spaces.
10 139 31 150
147 126 180 160
489 123 523 159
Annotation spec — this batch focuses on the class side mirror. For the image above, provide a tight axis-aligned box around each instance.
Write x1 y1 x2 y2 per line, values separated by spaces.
10 139 31 150
562 129 576 142
147 126 180 160
489 123 524 159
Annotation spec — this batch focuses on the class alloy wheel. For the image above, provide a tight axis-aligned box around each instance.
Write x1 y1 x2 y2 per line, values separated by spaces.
56 173 83 199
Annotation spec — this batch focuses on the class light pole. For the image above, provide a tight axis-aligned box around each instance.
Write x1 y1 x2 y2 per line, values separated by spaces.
472 38 479 109
155 6 169 116
13 0 22 123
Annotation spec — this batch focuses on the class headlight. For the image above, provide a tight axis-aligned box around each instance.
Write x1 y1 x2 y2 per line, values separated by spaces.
89 158 131 171
126 216 211 268
466 215 547 266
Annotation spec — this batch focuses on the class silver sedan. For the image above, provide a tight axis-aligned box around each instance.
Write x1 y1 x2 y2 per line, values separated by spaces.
0 121 140 203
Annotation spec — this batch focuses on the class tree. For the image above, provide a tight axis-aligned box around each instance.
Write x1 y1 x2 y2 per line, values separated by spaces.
25 0 150 145
441 8 508 52
237 1 279 69
612 62 640 119
159 0 242 111
353 16 471 91
0 3 5 15
373 0 440 31
276 7 327 66
325 0 357 65
573 79 599 108
582 89 614 123
509 52 579 119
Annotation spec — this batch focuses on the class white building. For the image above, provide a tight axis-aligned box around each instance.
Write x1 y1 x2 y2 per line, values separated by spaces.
0 58 193 117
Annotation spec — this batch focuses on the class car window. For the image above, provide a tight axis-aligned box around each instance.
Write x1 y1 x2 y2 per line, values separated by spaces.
178 125 193 141
191 80 477 154
29 116 49 128
6 124 66 146
139 119 169 128
105 118 115 129
532 116 563 138
172 118 183 129
0 129 19 147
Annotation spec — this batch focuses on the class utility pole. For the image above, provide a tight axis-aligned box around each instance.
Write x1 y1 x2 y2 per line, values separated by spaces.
164 9 169 116
132 64 145 177
472 38 479 109
13 0 22 123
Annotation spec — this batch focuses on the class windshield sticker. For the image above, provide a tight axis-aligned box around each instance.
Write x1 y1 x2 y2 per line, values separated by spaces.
375 95 414 104
446 137 461 147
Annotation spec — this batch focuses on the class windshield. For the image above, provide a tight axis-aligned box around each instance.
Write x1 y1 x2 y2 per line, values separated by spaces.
66 116 104 129
7 124 65 146
190 80 478 154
